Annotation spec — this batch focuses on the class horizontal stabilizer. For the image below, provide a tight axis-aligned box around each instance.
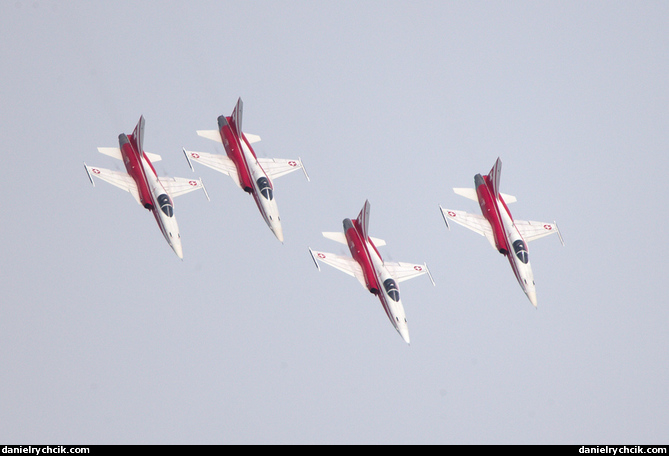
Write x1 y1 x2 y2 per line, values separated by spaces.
501 193 516 203
97 147 162 162
97 147 123 160
196 130 223 143
453 187 516 203
323 231 347 245
144 152 162 162
369 236 386 247
453 187 478 202
244 133 261 144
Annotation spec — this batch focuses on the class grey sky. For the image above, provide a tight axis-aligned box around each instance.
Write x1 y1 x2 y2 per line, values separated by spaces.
0 0 667 444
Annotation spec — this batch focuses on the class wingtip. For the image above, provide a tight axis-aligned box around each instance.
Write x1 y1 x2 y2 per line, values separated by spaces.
298 157 311 182
308 247 321 271
83 162 95 187
439 205 450 230
182 147 195 172
424 263 436 286
200 178 211 201
554 220 565 246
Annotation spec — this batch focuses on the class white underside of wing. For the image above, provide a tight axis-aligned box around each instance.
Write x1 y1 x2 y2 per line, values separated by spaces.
441 206 496 250
384 261 432 284
310 249 366 289
85 164 141 205
159 176 206 198
257 158 304 180
515 219 563 243
183 149 242 189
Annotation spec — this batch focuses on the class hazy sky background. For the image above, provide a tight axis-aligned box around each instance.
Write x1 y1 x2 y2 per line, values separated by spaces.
1 0 667 444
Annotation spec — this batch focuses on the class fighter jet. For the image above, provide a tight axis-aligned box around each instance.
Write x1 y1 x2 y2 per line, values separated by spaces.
440 157 564 307
309 200 435 344
183 98 309 242
84 116 209 259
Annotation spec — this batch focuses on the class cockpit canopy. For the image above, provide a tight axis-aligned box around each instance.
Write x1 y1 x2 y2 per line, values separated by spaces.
513 239 528 264
256 177 273 200
157 193 174 217
383 278 400 302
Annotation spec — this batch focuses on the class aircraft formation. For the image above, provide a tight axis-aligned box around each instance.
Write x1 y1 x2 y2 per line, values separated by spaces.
84 97 564 344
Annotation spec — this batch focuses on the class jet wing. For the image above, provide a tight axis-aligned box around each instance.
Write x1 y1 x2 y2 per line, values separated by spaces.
440 206 497 250
183 148 242 189
159 176 210 200
384 261 435 285
515 220 564 245
258 157 310 181
84 163 141 205
308 248 366 289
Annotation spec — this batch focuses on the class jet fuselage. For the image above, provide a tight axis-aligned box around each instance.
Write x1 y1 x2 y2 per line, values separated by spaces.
343 218 410 343
475 173 536 306
118 131 183 259
217 115 284 242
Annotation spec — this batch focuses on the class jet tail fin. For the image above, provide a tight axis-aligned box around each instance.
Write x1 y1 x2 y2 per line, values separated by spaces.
356 200 371 240
131 116 146 153
487 157 502 198
230 97 243 139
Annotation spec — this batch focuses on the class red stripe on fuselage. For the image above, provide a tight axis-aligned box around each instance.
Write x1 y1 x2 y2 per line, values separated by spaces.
346 218 400 327
220 118 275 223
121 133 154 209
219 118 255 192
476 174 510 254
345 219 381 294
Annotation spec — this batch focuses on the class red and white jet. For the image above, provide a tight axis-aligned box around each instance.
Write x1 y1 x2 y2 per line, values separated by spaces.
84 116 209 259
183 98 309 242
440 157 564 307
309 200 435 344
